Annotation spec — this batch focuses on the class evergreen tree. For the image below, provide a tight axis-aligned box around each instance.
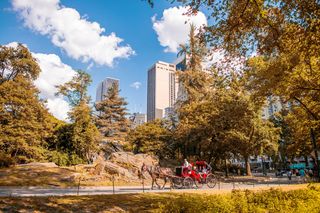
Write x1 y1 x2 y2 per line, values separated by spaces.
95 83 130 143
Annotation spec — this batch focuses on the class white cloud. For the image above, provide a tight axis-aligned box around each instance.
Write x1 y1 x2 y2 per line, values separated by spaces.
33 52 76 121
152 6 207 53
46 98 71 121
12 0 134 67
130 81 142 90
204 49 245 74
202 49 225 69
33 53 76 99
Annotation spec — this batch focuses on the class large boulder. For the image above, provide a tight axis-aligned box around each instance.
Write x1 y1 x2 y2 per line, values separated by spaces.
104 161 138 180
109 152 158 169
88 152 159 181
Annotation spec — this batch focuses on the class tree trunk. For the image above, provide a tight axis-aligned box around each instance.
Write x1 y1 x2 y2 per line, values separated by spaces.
304 156 309 167
224 158 229 177
244 156 252 176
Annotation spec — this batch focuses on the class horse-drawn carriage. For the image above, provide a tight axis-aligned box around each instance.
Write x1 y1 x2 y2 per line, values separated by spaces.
140 160 217 189
170 161 217 189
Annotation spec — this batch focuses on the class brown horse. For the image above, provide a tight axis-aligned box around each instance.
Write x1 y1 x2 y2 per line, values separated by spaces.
139 163 173 189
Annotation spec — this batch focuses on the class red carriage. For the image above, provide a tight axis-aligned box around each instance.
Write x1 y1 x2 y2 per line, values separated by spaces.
171 161 217 189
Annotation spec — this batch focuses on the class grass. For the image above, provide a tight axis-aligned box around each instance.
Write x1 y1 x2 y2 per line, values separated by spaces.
0 193 169 212
0 165 146 187
0 166 77 187
1 185 320 212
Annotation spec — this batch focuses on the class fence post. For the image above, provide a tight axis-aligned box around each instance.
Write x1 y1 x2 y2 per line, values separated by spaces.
77 177 81 196
112 176 115 194
233 182 235 189
142 178 145 193
218 182 221 190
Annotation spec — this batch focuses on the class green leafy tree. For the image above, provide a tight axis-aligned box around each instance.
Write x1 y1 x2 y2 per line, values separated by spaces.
57 70 92 106
57 70 100 163
0 75 54 164
0 43 40 85
95 83 130 144
167 0 320 169
128 119 171 159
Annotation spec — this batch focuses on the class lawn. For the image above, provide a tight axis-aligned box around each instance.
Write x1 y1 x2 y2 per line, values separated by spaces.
1 185 320 212
0 165 146 187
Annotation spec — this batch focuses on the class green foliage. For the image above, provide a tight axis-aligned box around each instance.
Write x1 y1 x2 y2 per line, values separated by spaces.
0 45 101 166
57 70 100 163
128 119 172 159
0 74 55 164
69 101 100 162
161 0 320 164
57 70 91 107
47 151 84 166
157 187 320 213
0 152 15 168
95 82 130 143
0 43 40 85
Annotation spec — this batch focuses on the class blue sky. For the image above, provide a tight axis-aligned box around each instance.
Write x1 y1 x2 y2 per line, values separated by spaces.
0 0 207 120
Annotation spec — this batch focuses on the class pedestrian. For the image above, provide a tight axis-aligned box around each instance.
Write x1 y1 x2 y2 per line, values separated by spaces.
299 169 305 177
299 168 306 182
287 170 292 181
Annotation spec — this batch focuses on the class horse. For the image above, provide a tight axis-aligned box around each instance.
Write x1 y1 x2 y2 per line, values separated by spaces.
139 163 173 189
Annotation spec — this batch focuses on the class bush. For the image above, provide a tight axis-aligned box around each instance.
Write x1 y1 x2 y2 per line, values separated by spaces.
47 151 84 166
156 186 320 212
0 152 15 167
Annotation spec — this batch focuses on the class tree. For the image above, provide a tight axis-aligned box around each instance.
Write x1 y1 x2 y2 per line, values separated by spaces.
128 119 171 159
57 70 100 163
165 0 319 174
57 70 91 106
167 1 319 58
176 24 210 104
0 44 40 85
284 108 315 163
0 75 54 164
95 83 130 143
69 101 100 162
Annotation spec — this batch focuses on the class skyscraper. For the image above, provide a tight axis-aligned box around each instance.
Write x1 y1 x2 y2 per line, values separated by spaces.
147 61 178 121
96 77 119 102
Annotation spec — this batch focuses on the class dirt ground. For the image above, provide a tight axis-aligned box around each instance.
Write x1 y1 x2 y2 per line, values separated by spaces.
0 165 147 187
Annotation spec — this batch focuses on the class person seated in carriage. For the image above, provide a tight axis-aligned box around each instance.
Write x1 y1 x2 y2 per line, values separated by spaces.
182 159 193 175
196 161 212 177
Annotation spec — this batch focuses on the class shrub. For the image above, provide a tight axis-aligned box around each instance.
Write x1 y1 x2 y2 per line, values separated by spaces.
0 152 15 167
47 151 84 166
156 186 320 213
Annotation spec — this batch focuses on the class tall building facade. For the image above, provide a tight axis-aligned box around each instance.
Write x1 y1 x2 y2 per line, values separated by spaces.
147 61 178 121
96 77 119 102
261 96 292 119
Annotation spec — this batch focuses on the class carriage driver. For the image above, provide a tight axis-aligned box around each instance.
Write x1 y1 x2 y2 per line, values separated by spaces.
183 159 190 168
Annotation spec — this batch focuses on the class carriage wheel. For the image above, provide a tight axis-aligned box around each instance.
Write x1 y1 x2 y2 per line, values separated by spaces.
172 178 183 189
194 178 204 188
206 174 217 188
183 177 194 189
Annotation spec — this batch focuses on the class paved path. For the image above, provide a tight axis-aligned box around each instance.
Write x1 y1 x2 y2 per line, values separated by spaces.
0 182 296 197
